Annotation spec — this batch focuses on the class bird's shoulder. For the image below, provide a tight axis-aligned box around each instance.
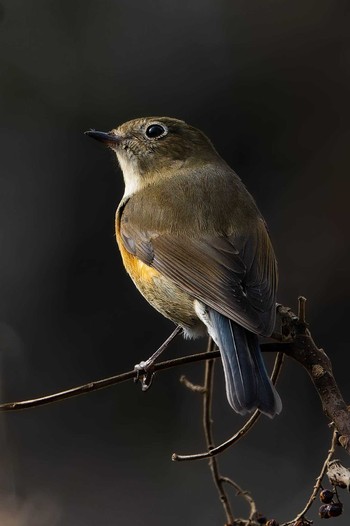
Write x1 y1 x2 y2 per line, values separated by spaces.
119 162 260 237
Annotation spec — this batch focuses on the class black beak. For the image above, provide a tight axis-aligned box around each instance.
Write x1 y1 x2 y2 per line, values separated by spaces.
84 129 120 146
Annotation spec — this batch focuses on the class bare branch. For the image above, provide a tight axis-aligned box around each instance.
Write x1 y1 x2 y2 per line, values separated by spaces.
297 296 307 324
221 477 257 521
0 350 219 412
1 297 349 524
179 375 206 393
281 428 338 526
202 337 235 525
178 340 263 525
172 352 284 462
1 298 349 464
277 301 350 454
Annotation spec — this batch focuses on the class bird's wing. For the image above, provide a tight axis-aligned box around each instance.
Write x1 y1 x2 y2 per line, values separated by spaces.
119 202 277 337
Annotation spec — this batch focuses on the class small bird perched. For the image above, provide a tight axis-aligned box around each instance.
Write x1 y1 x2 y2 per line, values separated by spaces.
85 117 282 418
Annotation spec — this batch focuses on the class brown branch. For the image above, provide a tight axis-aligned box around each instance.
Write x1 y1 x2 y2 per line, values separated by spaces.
178 339 261 525
281 428 338 526
221 477 257 521
277 299 350 454
203 337 235 525
1 297 349 526
172 352 284 462
0 297 349 462
179 341 262 525
0 350 220 412
179 375 206 393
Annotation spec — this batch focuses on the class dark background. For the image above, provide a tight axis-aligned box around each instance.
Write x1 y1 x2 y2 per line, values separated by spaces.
0 1 350 524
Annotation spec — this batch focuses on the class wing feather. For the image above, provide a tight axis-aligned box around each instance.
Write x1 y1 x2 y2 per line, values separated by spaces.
120 209 277 336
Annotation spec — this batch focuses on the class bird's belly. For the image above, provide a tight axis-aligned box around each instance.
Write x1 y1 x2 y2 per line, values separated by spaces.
118 244 204 337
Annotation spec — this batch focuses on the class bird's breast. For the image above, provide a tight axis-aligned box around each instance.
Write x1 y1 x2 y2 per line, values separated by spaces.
115 222 204 336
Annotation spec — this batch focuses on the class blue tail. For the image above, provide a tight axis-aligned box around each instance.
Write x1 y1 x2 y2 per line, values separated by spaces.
207 309 282 418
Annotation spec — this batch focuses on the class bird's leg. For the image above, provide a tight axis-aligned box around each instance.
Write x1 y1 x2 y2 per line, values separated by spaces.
134 325 183 391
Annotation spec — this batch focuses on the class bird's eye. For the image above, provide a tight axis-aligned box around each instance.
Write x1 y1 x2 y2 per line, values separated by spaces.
145 124 167 139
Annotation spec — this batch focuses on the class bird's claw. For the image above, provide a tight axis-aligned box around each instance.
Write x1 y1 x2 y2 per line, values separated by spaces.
134 360 155 391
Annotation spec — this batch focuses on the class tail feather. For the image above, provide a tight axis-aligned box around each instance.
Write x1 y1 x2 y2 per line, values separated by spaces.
207 308 282 418
246 330 282 417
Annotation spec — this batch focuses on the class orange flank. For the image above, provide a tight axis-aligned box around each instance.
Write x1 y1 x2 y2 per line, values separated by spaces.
121 244 159 283
115 223 160 286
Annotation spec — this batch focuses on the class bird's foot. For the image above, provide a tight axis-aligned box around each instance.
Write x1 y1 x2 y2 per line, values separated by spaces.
134 359 155 391
133 325 183 392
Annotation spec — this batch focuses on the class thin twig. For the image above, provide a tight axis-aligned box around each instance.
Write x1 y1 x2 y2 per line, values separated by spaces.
221 477 257 520
0 349 220 412
0 340 285 413
203 337 235 526
281 428 338 526
298 296 307 325
172 352 284 462
179 375 206 393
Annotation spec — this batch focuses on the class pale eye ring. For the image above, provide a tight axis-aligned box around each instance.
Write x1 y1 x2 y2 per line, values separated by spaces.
145 123 167 139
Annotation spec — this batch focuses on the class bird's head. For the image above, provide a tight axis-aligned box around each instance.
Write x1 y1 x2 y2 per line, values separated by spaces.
85 116 221 196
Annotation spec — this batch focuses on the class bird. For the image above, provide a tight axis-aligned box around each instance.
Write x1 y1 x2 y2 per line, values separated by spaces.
85 116 282 418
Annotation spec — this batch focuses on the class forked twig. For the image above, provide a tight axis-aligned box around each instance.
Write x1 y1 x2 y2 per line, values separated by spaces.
202 337 235 525
1 298 350 463
221 477 257 520
281 428 339 526
0 297 349 525
179 337 261 525
172 352 284 462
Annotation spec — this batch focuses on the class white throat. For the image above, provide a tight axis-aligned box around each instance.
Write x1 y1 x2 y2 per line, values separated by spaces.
116 151 143 198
